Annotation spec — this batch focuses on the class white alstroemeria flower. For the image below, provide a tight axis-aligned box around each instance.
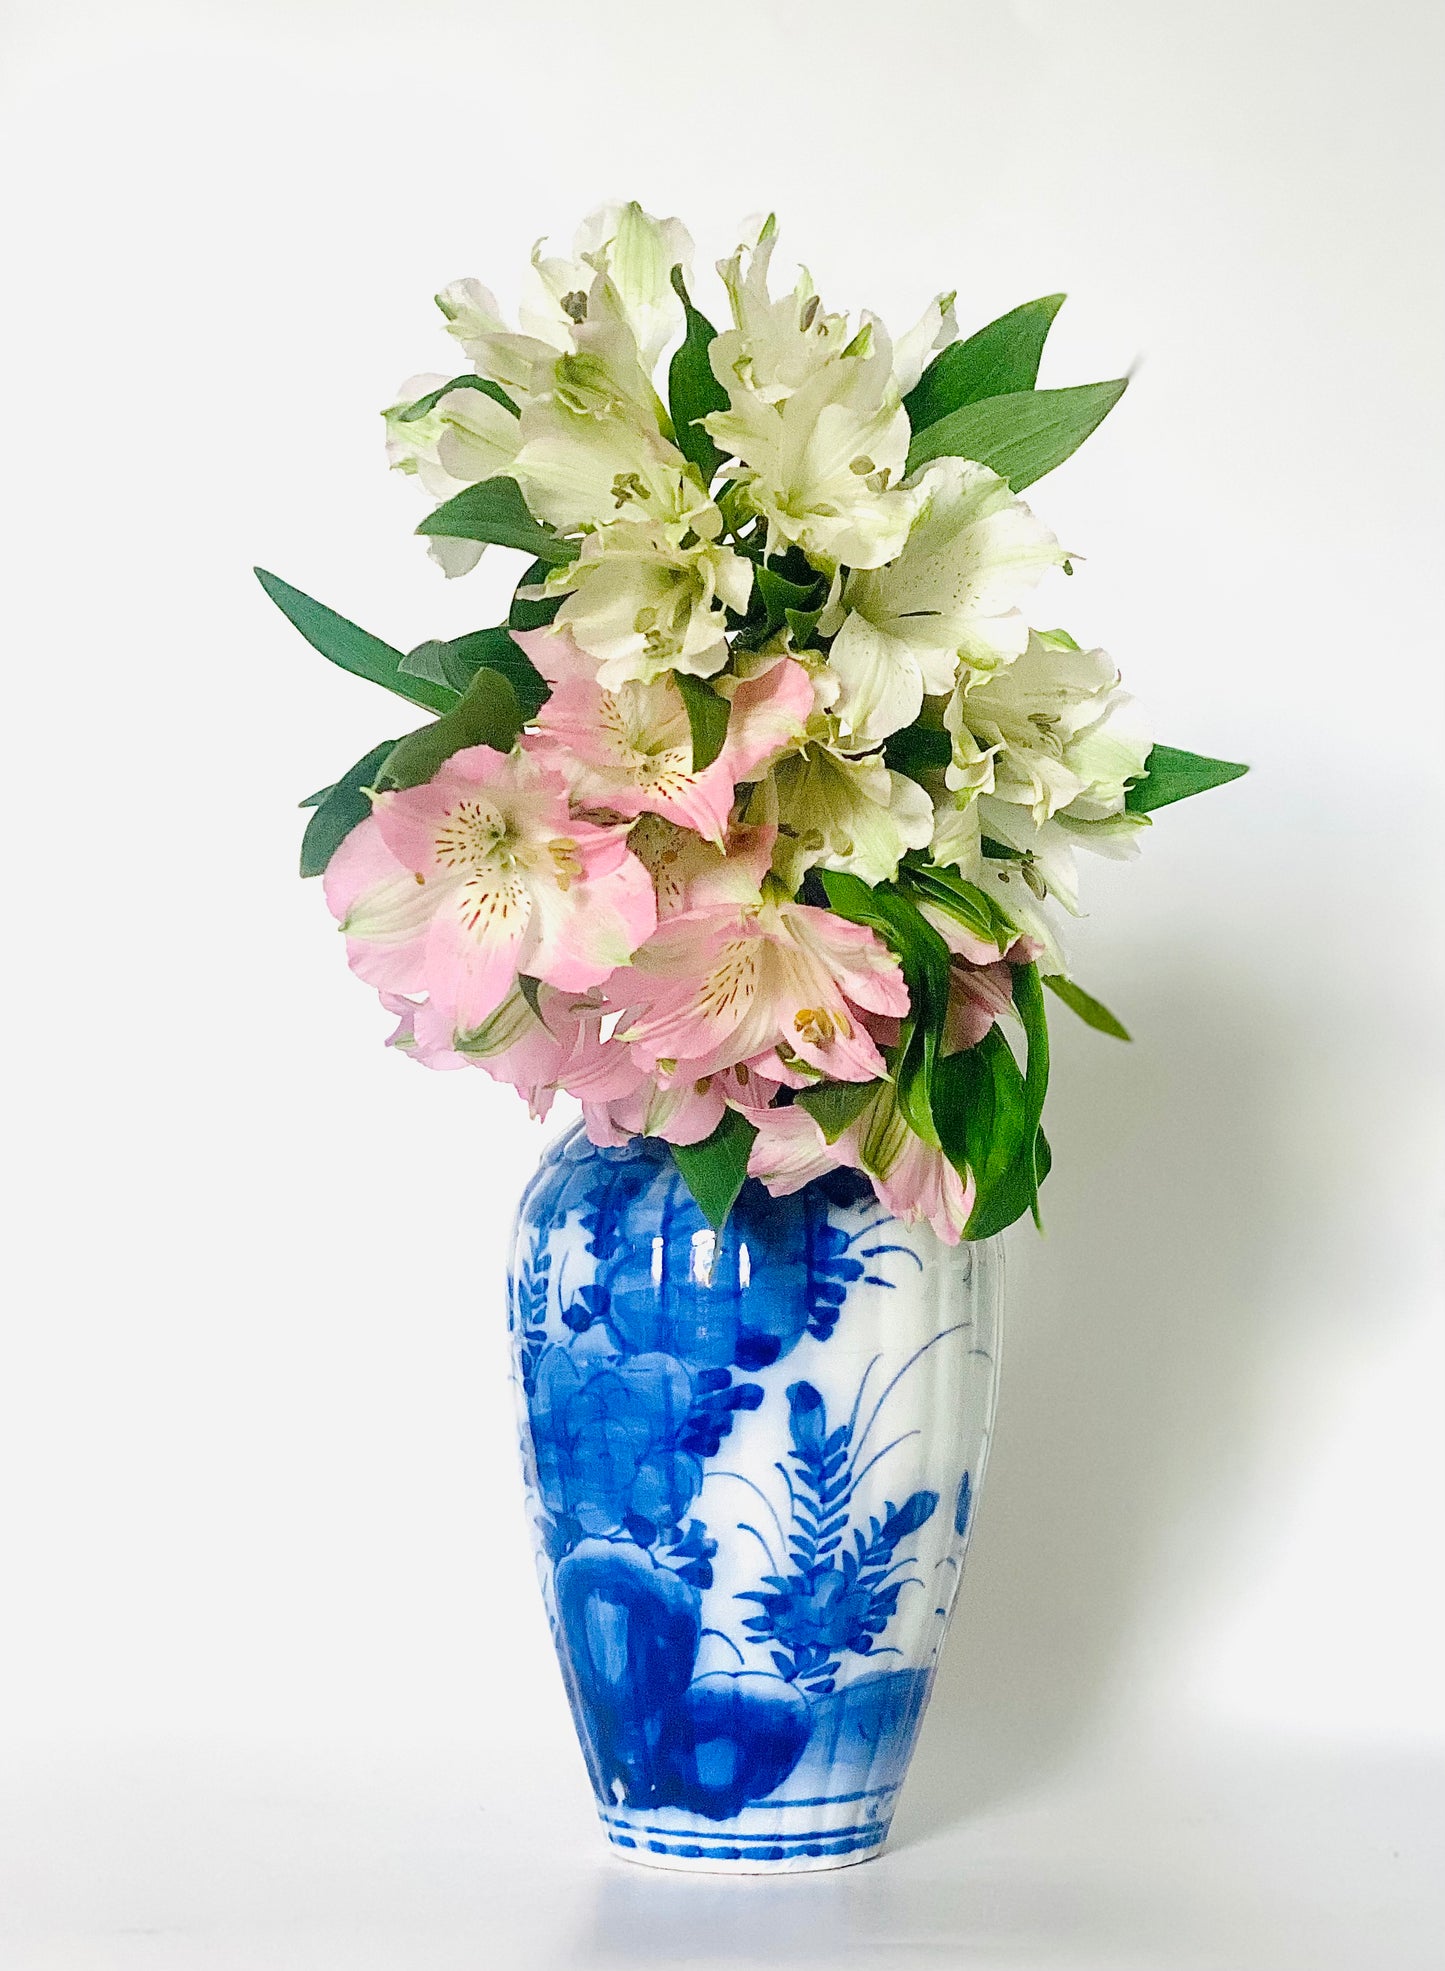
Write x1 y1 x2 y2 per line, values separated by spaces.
383 375 521 494
535 518 752 687
950 631 1152 825
383 372 522 578
892 290 959 396
827 458 1070 751
927 793 1067 967
432 279 563 408
931 778 1146 964
523 202 694 375
435 253 664 430
509 391 704 537
705 321 915 571
770 740 934 890
709 217 854 404
978 795 1148 913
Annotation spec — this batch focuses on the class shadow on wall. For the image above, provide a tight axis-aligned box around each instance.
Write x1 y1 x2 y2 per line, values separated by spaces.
894 952 1324 1841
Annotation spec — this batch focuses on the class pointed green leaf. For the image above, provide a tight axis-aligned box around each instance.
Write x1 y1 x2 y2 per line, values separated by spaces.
1043 974 1132 1040
298 740 396 879
416 477 578 564
508 557 563 633
298 784 334 809
931 962 1051 1237
671 1109 759 1231
904 294 1066 433
796 1079 880 1143
934 1028 1024 1221
376 667 522 792
754 563 821 632
905 379 1128 488
401 626 548 720
821 871 952 1150
392 373 519 422
674 672 731 772
397 640 453 689
1125 743 1249 812
898 857 1015 951
784 605 825 648
1009 961 1050 1228
254 569 455 714
883 726 952 783
667 266 730 483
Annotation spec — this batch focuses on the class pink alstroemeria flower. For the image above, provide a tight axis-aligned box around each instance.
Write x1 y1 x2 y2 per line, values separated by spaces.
628 813 776 917
942 958 1017 1053
580 1064 780 1150
324 745 656 1040
382 982 605 1117
610 894 909 1085
748 1090 977 1246
515 629 813 844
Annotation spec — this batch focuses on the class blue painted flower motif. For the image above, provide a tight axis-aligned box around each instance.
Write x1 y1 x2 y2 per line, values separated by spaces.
560 1142 873 1374
530 1342 702 1541
657 1673 811 1821
554 1539 702 1807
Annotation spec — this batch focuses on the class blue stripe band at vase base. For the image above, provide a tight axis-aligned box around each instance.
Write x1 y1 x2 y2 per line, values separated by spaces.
606 1826 888 1870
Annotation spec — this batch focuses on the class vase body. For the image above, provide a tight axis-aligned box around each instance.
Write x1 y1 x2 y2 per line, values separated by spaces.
507 1125 1003 1874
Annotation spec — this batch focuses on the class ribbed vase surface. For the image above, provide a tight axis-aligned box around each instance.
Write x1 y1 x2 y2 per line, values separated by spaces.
508 1126 1002 1873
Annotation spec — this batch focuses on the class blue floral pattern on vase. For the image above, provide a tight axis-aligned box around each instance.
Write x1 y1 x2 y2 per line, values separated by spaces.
508 1126 1003 1874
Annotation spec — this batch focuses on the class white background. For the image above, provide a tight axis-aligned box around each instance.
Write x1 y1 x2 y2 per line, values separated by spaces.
2 2 1442 1965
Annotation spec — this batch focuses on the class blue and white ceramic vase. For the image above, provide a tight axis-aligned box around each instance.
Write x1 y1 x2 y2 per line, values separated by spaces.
508 1125 1003 1875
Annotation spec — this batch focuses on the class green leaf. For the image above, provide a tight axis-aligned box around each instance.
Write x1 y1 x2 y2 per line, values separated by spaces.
393 373 519 421
674 672 731 773
934 1029 1026 1227
796 1079 880 1143
298 784 333 809
1009 961 1051 1229
821 871 952 1150
905 379 1128 489
416 477 578 564
899 857 1015 951
667 266 730 484
784 605 825 647
376 667 522 792
931 963 1051 1237
754 563 821 632
298 740 395 879
1043 974 1132 1041
508 558 563 633
1125 743 1249 812
401 625 548 720
883 726 952 783
254 569 455 715
671 1109 758 1231
904 294 1066 433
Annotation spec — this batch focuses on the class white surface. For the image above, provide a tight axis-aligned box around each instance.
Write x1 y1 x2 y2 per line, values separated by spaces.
2 1731 1441 1970
2 0 1442 1961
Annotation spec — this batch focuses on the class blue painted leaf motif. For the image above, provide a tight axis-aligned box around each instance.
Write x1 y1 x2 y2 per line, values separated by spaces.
788 1381 826 1454
884 1492 940 1542
739 1381 940 1689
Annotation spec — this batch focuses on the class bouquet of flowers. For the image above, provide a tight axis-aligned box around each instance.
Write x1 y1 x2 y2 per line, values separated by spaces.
259 204 1245 1242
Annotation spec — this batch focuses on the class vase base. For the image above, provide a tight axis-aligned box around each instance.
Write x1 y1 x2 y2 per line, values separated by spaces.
605 1828 888 1875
